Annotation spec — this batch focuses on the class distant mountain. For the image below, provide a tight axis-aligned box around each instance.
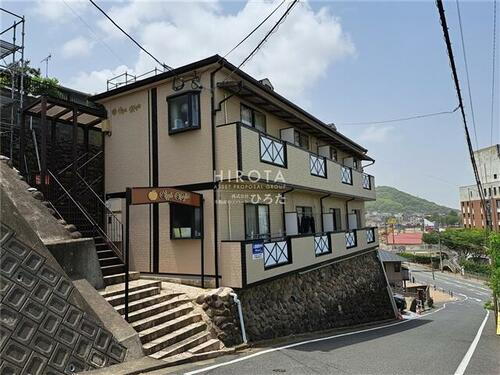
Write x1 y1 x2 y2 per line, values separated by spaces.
366 186 458 216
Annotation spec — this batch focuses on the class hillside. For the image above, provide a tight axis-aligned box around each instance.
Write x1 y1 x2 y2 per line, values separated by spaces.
366 186 458 215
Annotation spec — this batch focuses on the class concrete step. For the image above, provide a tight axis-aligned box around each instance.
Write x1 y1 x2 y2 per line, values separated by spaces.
148 332 211 360
125 295 189 323
106 286 160 307
132 303 194 332
115 293 182 315
99 280 161 299
101 263 126 276
140 314 203 344
103 271 140 286
188 338 222 354
155 349 235 369
99 256 123 267
95 242 110 250
142 321 207 355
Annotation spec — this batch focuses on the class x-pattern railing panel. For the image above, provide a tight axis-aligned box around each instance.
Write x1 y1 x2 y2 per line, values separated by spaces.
310 155 326 177
366 228 375 243
260 135 285 167
263 240 289 268
314 235 330 255
345 231 357 249
362 173 371 189
341 166 352 184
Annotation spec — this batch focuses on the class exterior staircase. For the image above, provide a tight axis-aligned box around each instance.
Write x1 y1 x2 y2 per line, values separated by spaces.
100 279 231 364
93 234 132 286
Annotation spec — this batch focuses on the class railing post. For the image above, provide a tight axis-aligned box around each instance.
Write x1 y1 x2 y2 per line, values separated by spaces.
124 188 131 322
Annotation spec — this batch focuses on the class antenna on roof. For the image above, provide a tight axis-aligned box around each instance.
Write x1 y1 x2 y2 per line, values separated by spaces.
40 53 52 77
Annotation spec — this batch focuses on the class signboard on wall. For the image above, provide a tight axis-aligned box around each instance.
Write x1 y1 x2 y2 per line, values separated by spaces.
252 242 264 260
129 187 201 207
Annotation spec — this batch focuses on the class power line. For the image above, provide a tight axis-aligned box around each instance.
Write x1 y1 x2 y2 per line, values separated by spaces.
337 107 459 126
223 0 300 83
490 0 497 145
88 0 172 71
236 0 299 71
222 0 286 60
435 0 491 230
456 0 479 149
62 0 126 66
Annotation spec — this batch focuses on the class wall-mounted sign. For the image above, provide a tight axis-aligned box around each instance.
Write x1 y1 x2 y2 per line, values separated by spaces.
252 242 264 260
129 187 201 207
111 103 142 116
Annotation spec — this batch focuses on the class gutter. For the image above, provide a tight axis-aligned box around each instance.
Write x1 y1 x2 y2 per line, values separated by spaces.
230 292 248 344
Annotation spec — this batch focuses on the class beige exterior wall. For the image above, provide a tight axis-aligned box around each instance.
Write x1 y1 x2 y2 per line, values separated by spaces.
384 262 403 285
236 228 379 286
214 123 375 200
98 62 376 285
219 241 242 288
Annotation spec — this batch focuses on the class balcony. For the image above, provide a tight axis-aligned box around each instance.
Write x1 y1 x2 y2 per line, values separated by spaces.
216 122 375 200
219 227 379 288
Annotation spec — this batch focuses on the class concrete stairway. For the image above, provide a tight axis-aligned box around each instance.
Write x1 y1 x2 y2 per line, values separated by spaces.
100 279 229 364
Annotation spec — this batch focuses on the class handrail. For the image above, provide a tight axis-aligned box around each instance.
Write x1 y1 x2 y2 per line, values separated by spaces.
58 152 90 175
47 170 124 262
53 174 103 206
76 171 123 225
78 150 103 171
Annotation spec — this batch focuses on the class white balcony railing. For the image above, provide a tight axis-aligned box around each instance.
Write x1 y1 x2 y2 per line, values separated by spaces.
362 173 371 190
259 134 286 167
309 154 326 178
345 231 357 248
314 234 330 255
263 240 289 268
341 166 353 185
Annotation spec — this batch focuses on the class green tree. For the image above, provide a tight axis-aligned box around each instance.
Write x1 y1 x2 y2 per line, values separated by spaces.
489 233 500 298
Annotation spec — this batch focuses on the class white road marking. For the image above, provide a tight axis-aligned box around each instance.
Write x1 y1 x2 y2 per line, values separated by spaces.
472 298 482 302
184 297 464 375
453 310 490 375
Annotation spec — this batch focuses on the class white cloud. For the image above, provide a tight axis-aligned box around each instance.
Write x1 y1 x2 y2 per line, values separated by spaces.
62 36 94 59
357 125 395 144
65 65 132 94
68 0 355 99
34 0 89 21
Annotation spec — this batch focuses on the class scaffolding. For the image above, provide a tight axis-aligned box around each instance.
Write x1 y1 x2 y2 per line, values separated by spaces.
0 7 25 160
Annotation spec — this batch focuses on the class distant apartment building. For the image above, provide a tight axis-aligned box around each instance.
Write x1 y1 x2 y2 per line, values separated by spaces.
459 144 500 230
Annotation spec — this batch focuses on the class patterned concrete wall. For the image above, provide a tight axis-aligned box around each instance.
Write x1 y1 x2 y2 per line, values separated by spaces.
0 223 127 374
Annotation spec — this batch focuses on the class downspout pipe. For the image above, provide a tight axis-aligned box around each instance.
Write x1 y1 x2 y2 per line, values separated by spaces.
230 292 248 344
211 63 224 288
319 193 331 233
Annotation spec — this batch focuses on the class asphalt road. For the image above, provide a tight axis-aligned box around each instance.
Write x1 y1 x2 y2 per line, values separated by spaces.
166 266 499 375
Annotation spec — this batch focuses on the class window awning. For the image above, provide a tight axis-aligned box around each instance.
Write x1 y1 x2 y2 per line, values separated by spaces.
218 80 373 162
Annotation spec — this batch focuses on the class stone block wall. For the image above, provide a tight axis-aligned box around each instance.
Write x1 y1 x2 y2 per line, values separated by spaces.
237 250 395 342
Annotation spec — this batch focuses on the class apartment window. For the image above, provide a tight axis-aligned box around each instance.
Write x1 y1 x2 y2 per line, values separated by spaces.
294 131 309 149
170 203 202 239
168 91 200 134
353 159 360 170
494 187 497 196
245 204 270 239
394 263 401 273
297 206 315 234
494 174 498 179
241 104 266 132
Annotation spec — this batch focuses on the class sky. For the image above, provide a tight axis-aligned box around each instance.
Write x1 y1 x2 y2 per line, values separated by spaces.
2 0 499 208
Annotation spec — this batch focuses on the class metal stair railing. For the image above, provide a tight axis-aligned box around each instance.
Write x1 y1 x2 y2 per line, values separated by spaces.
47 170 124 262
76 170 123 250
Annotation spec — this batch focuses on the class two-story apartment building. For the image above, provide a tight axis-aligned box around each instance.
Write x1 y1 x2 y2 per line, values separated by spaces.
459 145 500 230
91 55 379 289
